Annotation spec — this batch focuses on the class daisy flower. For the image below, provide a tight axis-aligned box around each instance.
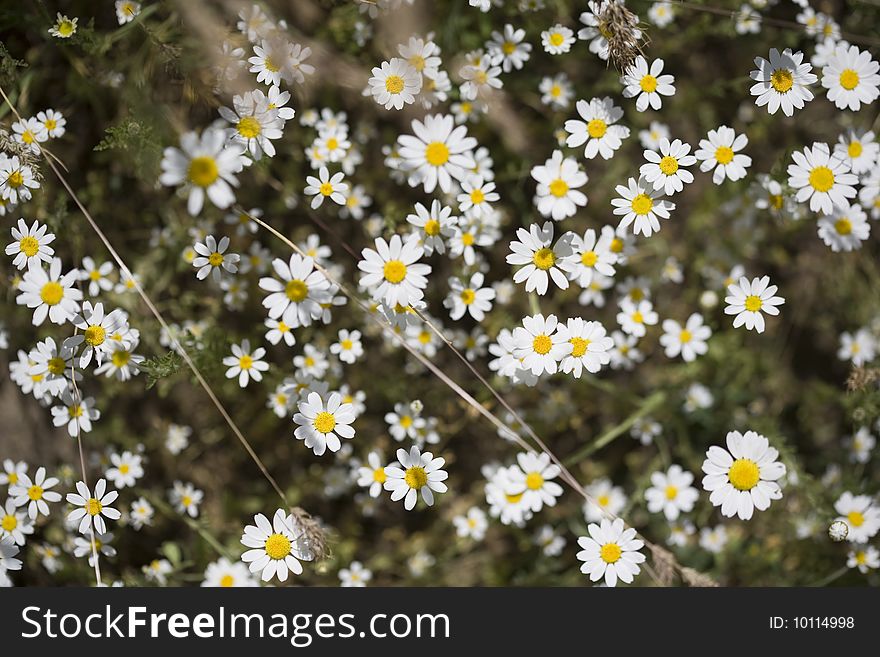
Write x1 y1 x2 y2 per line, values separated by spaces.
95 340 145 381
105 451 144 489
453 507 489 540
396 114 477 193
506 221 575 295
512 313 569 377
838 328 876 366
0 460 27 489
16 258 82 326
640 138 696 195
695 126 752 184
821 44 880 111
6 218 55 270
240 509 314 582
383 446 448 511
223 340 269 387
357 452 388 498
507 452 563 512
567 228 617 289
612 176 675 237
218 90 283 160
0 499 33 546
37 109 66 138
847 427 875 464
621 56 676 111
369 58 422 110
541 24 575 55
817 203 870 252
632 417 662 445
701 430 786 520
699 525 728 553
833 492 880 543
330 329 363 364
659 313 711 361
78 257 114 296
170 481 203 518
65 301 128 368
457 176 499 219
339 561 373 587
444 271 495 321
294 391 356 456
749 48 816 116
9 466 61 520
557 317 613 377
724 275 784 333
488 24 531 72
406 200 457 255
358 233 431 307
259 254 331 329
576 518 646 587
539 73 573 109
304 166 348 208
49 13 77 38
115 1 141 24
835 130 878 175
645 465 699 521
564 97 630 160
848 546 880 574
787 142 858 215
0 156 40 204
27 336 79 397
51 389 100 437
192 235 240 282
159 129 244 215
202 557 257 587
530 150 588 220
11 117 47 154
639 121 670 150
649 2 675 27
617 298 658 338
65 479 121 535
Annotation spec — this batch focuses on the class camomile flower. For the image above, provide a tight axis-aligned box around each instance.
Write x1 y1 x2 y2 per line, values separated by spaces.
817 203 870 251
49 13 77 38
640 138 696 195
444 271 495 321
398 36 441 78
170 481 203 518
787 142 858 215
539 73 573 108
105 451 144 489
339 561 373 587
0 499 33 546
649 1 675 27
16 258 82 326
512 313 569 377
406 200 457 255
37 109 66 138
631 417 662 445
612 176 675 237
10 466 61 520
65 301 128 369
564 97 629 160
835 130 879 175
159 128 244 215
695 126 752 184
202 557 257 587
487 24 532 72
65 479 121 535
94 340 144 381
6 218 55 270
659 313 711 361
724 275 784 333
304 166 348 208
358 233 431 307
701 430 785 520
541 24 575 55
848 546 880 574
577 518 645 587
11 117 47 155
218 90 283 160
834 493 880 543
241 509 314 582
383 446 448 511
223 340 269 387
25 337 78 398
530 150 588 220
639 121 670 150
294 391 356 456
192 235 240 282
396 113 477 193
453 507 488 540
507 452 563 512
51 389 100 437
0 460 27 489
645 465 699 521
330 329 363 364
357 452 388 498
260 254 331 329
78 257 114 297
617 298 658 338
557 317 613 377
749 48 816 116
369 58 422 110
506 221 575 295
821 44 880 111
838 328 876 367
567 228 617 289
847 427 875 464
115 1 141 25
0 156 39 204
457 176 499 219
621 56 675 111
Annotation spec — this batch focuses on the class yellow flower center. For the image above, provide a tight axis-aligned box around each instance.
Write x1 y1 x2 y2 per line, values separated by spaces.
7 473 18 485
809 166 834 192
549 32 564 47
532 247 556 270
744 295 763 312
264 57 279 73
22 130 35 144
40 281 63 305
532 334 552 355
502 41 516 55
600 543 622 563
714 146 734 164
385 75 405 94
69 405 83 418
470 189 485 204
119 464 130 474
665 485 678 500
373 467 387 484
423 219 441 236
631 193 653 215
1 514 17 531
550 84 561 98
425 141 450 166
220 574 235 587
237 116 261 139
27 485 44 501
549 179 569 197
587 118 607 139
111 350 131 367
313 411 337 434
238 355 253 370
44 118 57 131
679 329 692 343
404 466 428 489
319 182 334 196
86 498 103 516
728 458 760 491
834 218 853 235
8 171 23 188
847 511 865 527
505 492 523 504
341 339 354 350
47 356 66 376
461 232 475 246
770 68 793 93
187 157 219 187
400 415 413 428
848 141 863 158
570 337 590 357
84 325 106 347
639 74 658 93
659 156 679 175
265 533 292 560
58 20 76 37
285 279 308 302
460 288 476 305
526 472 544 490
409 55 425 71
631 311 644 324
610 238 624 253
383 260 407 284
839 69 860 90
19 236 40 257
